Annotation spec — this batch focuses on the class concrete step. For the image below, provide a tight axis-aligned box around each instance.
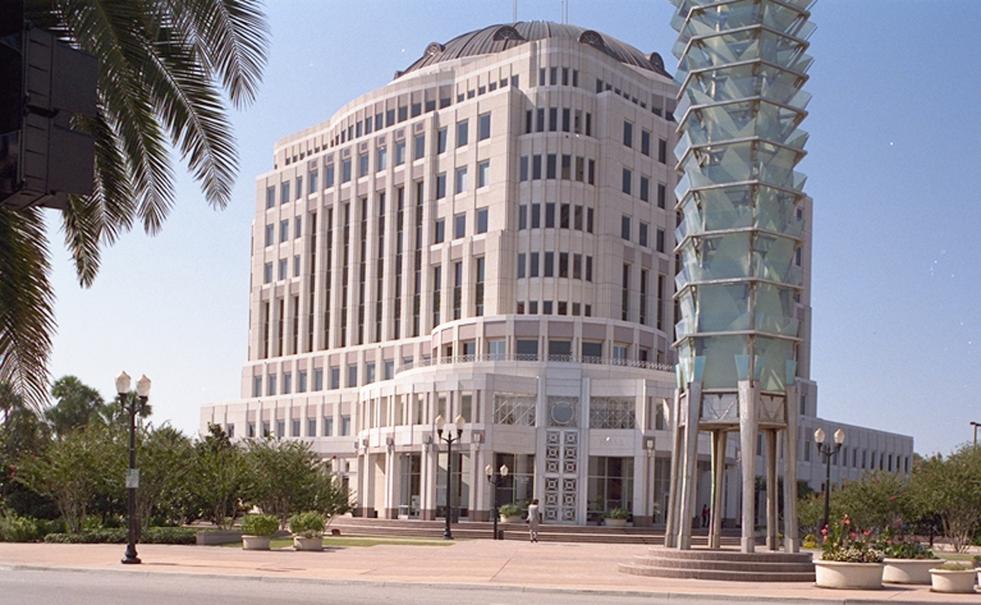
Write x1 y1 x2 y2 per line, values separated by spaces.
631 555 814 573
618 562 816 583
335 517 740 536
642 548 813 564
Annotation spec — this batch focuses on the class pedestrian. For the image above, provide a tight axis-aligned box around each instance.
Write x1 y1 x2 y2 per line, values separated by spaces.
701 504 709 528
527 498 541 543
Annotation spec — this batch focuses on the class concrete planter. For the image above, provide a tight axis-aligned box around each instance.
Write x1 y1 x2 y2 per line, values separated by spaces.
928 569 976 594
241 535 271 550
500 515 522 524
814 561 883 589
195 530 242 546
882 558 944 584
604 518 628 528
293 536 323 551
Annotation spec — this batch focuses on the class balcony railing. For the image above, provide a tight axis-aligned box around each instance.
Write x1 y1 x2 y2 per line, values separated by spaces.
397 352 674 374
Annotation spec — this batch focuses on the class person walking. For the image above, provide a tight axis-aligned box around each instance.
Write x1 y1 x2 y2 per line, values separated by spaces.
701 504 710 528
527 499 541 543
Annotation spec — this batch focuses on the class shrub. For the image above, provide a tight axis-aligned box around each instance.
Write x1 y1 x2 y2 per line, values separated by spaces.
0 511 43 542
605 507 630 520
241 514 278 537
801 533 818 549
42 527 196 544
880 537 935 560
289 512 324 538
498 503 522 518
821 514 883 563
938 560 973 571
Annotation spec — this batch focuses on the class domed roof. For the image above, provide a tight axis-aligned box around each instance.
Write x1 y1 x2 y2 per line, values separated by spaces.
396 21 668 79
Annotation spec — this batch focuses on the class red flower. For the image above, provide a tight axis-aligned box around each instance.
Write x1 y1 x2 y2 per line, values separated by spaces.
863 529 872 537
849 531 858 540
820 526 828 536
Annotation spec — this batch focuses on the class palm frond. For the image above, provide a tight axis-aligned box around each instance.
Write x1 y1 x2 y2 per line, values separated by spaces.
0 207 55 411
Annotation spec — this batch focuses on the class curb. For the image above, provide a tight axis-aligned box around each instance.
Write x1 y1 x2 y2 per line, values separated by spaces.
0 562 951 605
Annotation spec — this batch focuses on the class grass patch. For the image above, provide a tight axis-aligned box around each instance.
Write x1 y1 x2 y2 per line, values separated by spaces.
222 536 454 549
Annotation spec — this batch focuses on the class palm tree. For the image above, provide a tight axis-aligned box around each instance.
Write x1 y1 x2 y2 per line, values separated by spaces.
0 0 269 408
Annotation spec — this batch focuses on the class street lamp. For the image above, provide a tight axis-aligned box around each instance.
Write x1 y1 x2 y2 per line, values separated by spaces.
970 421 980 447
117 371 150 565
814 427 845 531
436 414 465 540
484 464 510 540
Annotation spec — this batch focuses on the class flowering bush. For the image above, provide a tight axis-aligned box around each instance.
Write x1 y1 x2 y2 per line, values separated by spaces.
821 514 884 563
878 525 935 560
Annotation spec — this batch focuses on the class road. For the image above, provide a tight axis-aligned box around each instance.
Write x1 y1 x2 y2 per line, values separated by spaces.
0 568 698 605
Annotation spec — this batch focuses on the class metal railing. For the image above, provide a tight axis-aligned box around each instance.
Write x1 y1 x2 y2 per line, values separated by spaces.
396 352 674 374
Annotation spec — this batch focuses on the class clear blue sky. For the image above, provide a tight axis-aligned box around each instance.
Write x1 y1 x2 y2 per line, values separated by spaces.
47 0 981 456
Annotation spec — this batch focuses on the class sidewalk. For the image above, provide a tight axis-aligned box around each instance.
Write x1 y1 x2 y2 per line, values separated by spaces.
0 541 976 603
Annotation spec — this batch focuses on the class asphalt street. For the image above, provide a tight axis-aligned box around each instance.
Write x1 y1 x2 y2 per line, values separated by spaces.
0 568 698 605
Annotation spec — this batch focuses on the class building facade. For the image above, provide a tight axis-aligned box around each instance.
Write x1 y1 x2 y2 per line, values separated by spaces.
200 21 912 527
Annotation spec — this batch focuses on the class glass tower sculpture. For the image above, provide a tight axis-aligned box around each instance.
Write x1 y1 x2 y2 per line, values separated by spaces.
664 0 815 553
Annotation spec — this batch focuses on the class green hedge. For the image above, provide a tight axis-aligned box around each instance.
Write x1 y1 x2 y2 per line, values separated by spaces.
43 526 196 545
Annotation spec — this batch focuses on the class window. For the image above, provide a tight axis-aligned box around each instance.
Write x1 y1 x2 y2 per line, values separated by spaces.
518 205 527 230
453 213 466 239
329 367 339 389
574 205 583 230
639 176 650 202
308 170 318 194
252 375 262 397
436 172 446 198
434 218 445 243
414 133 425 159
545 202 556 228
519 156 529 181
322 416 333 436
293 254 301 277
622 264 630 320
561 108 570 132
264 224 273 247
559 252 569 277
585 256 593 281
560 203 570 229
657 183 667 209
477 160 490 188
588 159 595 184
621 215 631 240
641 130 651 156
475 256 485 316
516 339 538 360
265 185 275 208
525 110 533 134
622 168 632 195
325 163 335 187
279 219 288 242
531 203 541 228
295 176 302 199
548 107 557 132
623 121 633 147
365 362 375 384
358 153 368 177
437 127 447 153
529 252 539 278
548 339 571 361
297 370 307 392
294 218 302 239
454 166 468 194
277 259 287 280
395 140 406 165
341 158 351 182
590 398 636 429
313 367 324 390
376 147 387 171
546 154 556 179
347 364 357 387
306 418 316 436
452 260 462 319
478 112 491 140
582 341 602 361
561 154 571 180
383 359 394 380
476 208 488 234
536 108 545 132
266 374 277 396
456 119 468 147
517 253 526 278
532 155 542 179
639 222 649 247
656 228 665 253
658 138 668 163
544 252 554 277
487 338 505 360
263 262 272 284
572 254 581 279
280 181 290 204
340 415 351 436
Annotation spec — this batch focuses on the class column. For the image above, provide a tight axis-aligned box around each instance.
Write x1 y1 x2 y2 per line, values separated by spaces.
766 429 778 550
783 384 800 553
677 382 701 549
709 429 727 549
664 388 682 547
383 448 400 519
420 443 437 520
737 380 758 553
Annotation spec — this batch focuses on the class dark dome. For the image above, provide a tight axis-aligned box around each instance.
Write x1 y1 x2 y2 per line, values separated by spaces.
396 21 668 79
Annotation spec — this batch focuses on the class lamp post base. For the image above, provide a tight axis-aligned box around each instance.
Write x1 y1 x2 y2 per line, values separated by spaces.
121 554 141 565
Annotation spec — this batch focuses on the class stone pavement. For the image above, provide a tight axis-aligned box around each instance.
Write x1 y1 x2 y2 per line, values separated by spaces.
0 541 977 604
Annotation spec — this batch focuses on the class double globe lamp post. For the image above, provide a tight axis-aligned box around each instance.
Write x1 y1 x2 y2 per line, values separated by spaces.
484 463 509 540
116 371 151 565
813 427 845 532
435 414 465 540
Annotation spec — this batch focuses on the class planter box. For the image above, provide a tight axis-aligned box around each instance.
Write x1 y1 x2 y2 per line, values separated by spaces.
241 535 271 551
882 558 944 584
604 518 628 528
293 536 323 551
195 530 242 546
929 569 976 594
814 561 883 589
500 515 522 524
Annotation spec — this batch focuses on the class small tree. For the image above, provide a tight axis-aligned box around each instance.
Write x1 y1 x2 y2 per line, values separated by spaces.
244 438 322 527
910 446 981 552
188 424 249 529
309 470 352 526
136 425 195 528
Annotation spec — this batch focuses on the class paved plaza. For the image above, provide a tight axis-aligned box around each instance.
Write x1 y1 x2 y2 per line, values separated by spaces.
0 541 977 604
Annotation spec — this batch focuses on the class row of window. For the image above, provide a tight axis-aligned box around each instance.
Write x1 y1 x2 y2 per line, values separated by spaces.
524 106 593 136
519 153 596 184
801 437 911 474
518 202 593 232
268 114 492 208
622 120 669 163
515 300 593 317
433 207 488 243
621 216 667 253
516 251 594 281
595 77 675 121
264 216 303 247
252 359 397 397
229 415 352 439
621 167 668 208
434 159 491 199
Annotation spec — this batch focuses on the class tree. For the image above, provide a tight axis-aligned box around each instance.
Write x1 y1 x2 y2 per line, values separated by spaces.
1 1 270 410
909 446 981 552
188 424 249 529
0 386 56 518
46 376 107 437
136 425 194 528
244 439 324 528
309 470 352 526
15 424 121 532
